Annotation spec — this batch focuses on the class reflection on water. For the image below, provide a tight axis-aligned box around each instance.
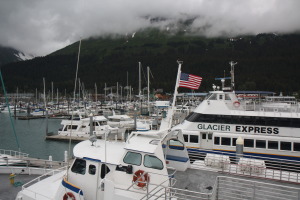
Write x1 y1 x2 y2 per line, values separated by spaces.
0 113 75 161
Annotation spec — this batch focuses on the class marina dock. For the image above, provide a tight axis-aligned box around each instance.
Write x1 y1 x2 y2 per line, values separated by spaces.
16 114 71 120
45 135 87 142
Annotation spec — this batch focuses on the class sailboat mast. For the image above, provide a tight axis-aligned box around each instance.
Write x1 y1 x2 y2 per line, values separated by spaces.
139 62 142 114
138 62 141 96
147 66 150 112
51 81 53 103
105 83 107 102
95 83 97 103
43 77 46 109
78 78 81 104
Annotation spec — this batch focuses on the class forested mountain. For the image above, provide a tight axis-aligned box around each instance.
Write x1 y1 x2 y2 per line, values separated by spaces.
1 29 300 95
0 46 34 66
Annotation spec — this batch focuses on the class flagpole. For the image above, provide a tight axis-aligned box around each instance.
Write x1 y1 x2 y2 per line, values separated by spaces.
160 60 182 130
171 61 182 111
168 61 182 129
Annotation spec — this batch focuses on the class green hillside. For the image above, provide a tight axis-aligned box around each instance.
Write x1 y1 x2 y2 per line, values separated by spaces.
1 29 300 96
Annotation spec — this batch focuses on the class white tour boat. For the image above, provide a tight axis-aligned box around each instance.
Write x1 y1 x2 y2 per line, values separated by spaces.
174 62 300 162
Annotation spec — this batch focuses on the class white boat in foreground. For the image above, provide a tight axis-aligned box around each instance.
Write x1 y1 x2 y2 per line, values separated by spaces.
16 127 191 200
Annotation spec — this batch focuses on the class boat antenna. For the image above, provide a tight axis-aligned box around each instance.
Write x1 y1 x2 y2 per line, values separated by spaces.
229 61 237 91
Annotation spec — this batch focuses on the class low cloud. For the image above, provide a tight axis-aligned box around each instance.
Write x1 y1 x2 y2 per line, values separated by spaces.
0 0 299 56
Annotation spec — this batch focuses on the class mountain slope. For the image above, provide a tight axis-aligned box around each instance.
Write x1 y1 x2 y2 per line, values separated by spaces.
0 46 34 66
1 30 300 95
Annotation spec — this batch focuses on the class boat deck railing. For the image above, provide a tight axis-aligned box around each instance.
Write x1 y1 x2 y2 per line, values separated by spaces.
231 101 300 113
0 155 68 170
0 149 29 158
20 167 66 200
214 176 300 200
115 169 212 200
115 174 300 199
188 149 300 184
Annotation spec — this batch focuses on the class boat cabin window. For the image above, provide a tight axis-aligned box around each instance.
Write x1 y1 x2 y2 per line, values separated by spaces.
232 138 237 146
99 121 107 125
204 93 214 100
202 134 206 140
280 141 291 151
110 118 120 122
214 137 220 145
89 122 100 127
169 139 184 150
256 140 266 149
89 165 96 175
208 94 217 100
221 137 231 146
100 164 110 179
293 143 300 152
183 134 189 142
268 141 278 150
219 95 223 100
144 155 163 170
225 94 231 100
123 152 142 166
67 125 78 130
71 159 86 175
190 135 199 143
208 134 212 140
244 139 254 148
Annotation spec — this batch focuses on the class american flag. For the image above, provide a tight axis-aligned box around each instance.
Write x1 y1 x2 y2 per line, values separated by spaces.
179 73 202 90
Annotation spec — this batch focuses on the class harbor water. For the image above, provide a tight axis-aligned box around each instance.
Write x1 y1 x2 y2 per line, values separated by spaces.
0 113 75 161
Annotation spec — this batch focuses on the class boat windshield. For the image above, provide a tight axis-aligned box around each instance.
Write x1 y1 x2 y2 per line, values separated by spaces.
207 94 217 100
123 151 142 166
71 158 86 175
144 155 163 170
225 94 231 100
204 93 213 100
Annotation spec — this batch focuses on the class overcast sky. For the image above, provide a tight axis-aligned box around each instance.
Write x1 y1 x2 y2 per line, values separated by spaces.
0 0 299 56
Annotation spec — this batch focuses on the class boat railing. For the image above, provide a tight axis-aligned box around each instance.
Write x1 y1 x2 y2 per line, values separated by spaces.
0 155 68 170
214 176 300 200
23 157 69 169
236 100 300 113
116 173 212 200
188 149 300 184
20 167 67 199
0 149 29 158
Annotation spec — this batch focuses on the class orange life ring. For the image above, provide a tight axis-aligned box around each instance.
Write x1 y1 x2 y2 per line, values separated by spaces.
63 192 76 200
233 101 240 108
132 170 149 188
